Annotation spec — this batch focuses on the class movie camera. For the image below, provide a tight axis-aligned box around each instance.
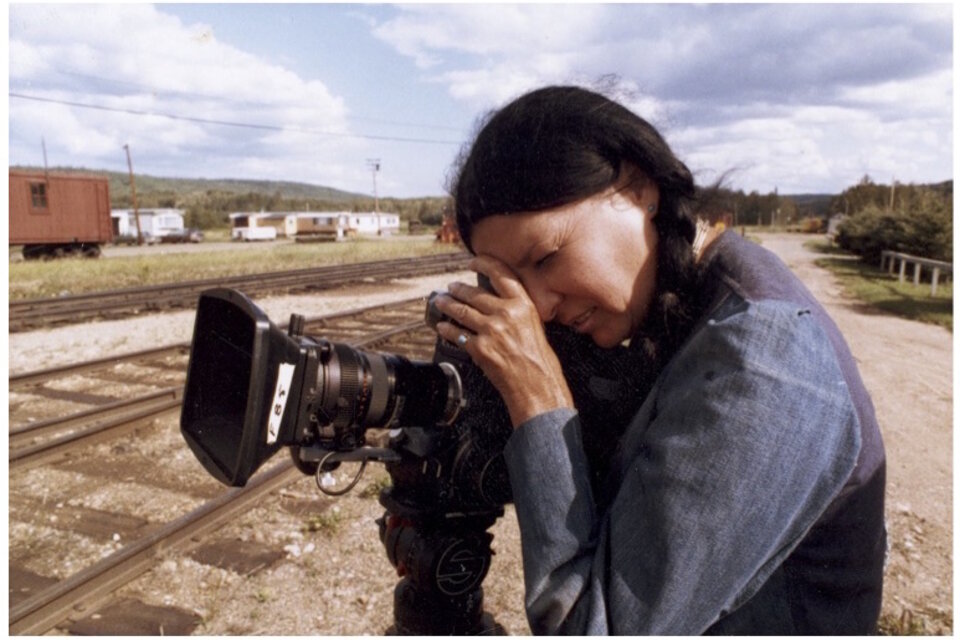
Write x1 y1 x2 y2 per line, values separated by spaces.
180 284 646 633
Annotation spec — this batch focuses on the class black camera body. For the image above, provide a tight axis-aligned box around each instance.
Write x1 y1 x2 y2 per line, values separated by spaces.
379 333 513 513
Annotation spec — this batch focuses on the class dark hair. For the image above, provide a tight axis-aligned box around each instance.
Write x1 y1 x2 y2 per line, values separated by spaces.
450 85 706 368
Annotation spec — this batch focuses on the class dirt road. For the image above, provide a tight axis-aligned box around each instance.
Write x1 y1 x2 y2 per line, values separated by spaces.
760 233 952 633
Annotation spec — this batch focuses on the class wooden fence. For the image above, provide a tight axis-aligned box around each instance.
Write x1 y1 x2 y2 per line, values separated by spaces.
880 250 953 296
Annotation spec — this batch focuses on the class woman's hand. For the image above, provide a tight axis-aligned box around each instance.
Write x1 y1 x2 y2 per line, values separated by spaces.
433 255 574 427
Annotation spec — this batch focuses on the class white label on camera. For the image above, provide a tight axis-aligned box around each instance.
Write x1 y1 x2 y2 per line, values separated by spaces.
267 363 296 444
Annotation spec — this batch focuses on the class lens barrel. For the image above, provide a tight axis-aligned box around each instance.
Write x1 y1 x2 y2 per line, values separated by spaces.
318 342 462 434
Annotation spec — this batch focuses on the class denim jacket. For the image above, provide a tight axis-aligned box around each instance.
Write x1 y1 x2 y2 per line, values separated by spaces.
503 232 886 634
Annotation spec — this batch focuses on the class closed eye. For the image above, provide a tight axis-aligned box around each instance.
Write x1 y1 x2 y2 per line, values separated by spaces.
535 251 556 269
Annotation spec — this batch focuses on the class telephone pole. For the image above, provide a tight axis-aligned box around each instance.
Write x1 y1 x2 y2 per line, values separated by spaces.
772 185 779 227
367 159 381 234
367 159 381 213
123 144 144 246
42 137 49 180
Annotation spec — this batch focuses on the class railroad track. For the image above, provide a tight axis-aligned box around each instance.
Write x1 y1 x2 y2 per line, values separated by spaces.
9 252 470 332
9 297 442 635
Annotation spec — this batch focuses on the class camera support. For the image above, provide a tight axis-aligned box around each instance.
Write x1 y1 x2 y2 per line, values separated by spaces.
375 332 512 634
378 489 506 634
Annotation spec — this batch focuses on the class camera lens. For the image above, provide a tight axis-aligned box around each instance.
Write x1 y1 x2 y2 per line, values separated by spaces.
318 342 463 434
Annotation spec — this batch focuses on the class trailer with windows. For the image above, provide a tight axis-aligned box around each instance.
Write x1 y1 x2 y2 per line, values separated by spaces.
287 211 401 238
111 208 186 244
285 212 349 240
9 169 113 259
229 212 279 241
229 210 401 241
345 212 401 236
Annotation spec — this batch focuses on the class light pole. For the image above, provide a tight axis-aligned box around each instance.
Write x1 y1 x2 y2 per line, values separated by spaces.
123 144 143 246
367 159 381 234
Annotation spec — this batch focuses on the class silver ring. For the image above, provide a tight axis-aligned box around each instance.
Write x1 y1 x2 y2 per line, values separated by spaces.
456 333 469 347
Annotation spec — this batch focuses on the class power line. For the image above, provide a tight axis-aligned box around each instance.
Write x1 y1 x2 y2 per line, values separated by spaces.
39 68 466 132
9 92 463 146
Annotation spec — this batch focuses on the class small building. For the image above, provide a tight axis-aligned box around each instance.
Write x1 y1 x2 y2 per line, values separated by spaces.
112 208 185 239
287 211 401 238
346 212 400 236
285 212 350 240
228 212 279 241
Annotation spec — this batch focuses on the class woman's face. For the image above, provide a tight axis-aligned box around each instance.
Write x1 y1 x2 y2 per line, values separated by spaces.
470 185 660 348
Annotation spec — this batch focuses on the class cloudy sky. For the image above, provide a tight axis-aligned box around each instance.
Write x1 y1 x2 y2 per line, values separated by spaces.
7 3 953 198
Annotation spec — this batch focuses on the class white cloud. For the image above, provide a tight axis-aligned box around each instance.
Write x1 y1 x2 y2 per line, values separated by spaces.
8 4 372 191
373 4 606 69
839 68 953 118
372 3 952 193
10 99 119 157
671 101 952 194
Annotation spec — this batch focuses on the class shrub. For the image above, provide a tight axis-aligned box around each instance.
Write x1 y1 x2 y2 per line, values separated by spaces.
899 207 952 262
836 206 906 265
836 204 952 265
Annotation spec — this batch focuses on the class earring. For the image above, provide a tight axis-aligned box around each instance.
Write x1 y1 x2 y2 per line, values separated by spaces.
647 203 656 214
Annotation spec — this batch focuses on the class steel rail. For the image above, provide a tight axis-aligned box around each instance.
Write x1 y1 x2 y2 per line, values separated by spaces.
9 460 303 635
14 258 437 318
10 296 428 390
9 398 184 472
10 253 469 331
8 310 438 635
10 345 189 389
10 387 183 447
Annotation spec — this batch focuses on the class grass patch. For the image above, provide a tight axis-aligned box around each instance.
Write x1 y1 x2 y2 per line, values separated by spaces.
302 510 342 534
9 237 462 299
808 240 952 330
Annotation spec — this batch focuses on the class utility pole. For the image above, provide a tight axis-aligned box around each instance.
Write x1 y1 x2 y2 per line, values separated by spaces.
772 186 779 227
123 144 144 246
41 137 49 180
367 159 381 234
889 177 896 211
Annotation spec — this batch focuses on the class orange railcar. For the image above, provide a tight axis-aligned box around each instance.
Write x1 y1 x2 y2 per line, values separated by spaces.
9 169 113 259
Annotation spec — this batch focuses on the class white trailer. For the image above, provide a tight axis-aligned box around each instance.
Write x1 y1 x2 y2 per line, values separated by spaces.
284 212 349 240
111 208 185 239
344 212 400 236
229 212 279 241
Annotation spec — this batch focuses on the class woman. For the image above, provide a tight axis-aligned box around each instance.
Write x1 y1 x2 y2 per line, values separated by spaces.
431 86 886 634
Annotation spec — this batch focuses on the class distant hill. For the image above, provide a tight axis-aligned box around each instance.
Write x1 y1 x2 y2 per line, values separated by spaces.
10 165 366 203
